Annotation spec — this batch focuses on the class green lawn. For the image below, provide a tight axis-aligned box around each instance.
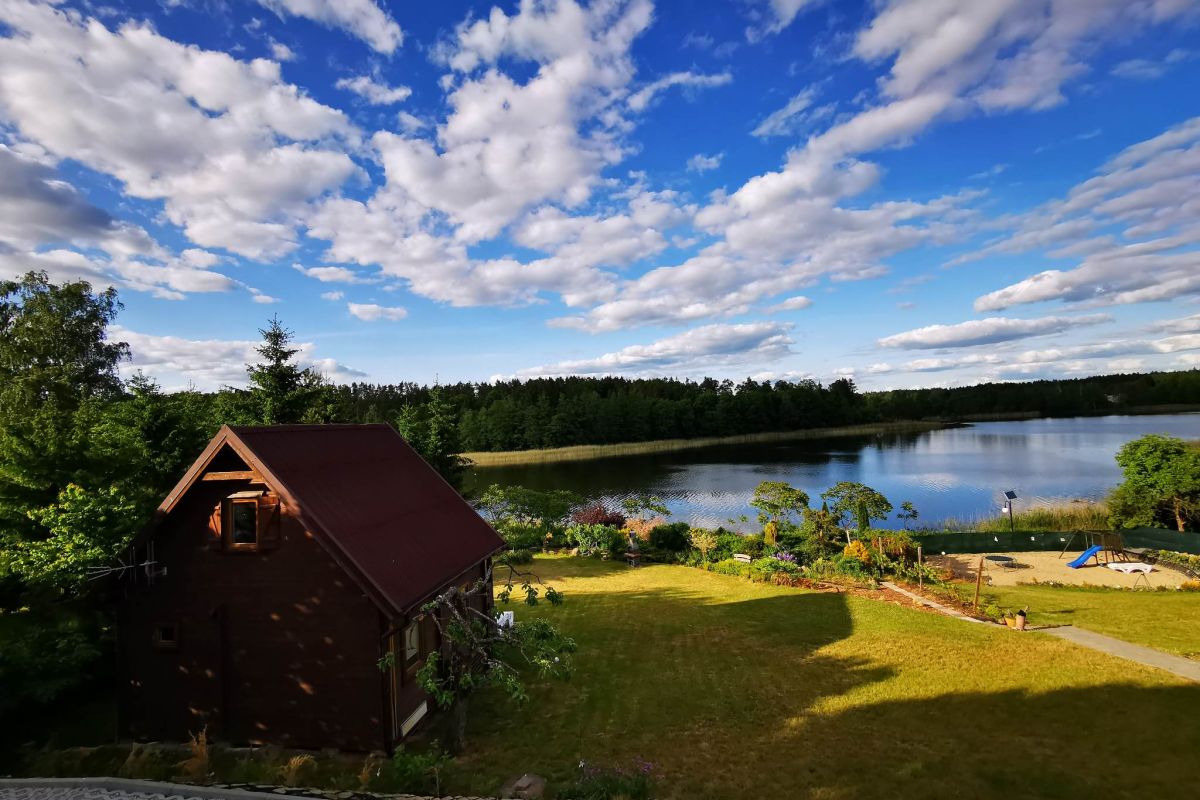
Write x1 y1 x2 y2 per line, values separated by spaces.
453 556 1200 799
979 583 1200 659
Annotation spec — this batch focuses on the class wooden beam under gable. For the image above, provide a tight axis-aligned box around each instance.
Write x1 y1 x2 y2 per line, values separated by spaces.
201 470 266 482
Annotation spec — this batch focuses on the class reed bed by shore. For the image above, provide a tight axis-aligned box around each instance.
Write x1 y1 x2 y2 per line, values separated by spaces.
462 420 948 466
940 500 1110 533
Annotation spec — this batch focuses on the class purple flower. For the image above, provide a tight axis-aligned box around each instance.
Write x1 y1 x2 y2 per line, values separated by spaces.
774 552 797 563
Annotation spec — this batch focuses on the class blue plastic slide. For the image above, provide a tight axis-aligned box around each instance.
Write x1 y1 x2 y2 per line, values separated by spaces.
1066 545 1103 569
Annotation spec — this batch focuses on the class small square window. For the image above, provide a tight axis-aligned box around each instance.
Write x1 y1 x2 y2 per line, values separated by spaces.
153 623 179 651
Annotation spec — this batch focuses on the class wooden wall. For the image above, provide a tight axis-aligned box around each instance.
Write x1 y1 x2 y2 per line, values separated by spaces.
118 469 388 752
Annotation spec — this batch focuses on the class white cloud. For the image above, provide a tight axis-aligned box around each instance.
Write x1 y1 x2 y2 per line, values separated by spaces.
0 2 359 259
269 39 295 61
751 87 831 138
969 163 1008 180
971 116 1200 312
348 302 407 321
335 75 412 105
766 296 813 313
745 0 818 42
878 314 1112 349
1112 49 1193 80
292 263 369 283
114 326 365 390
514 322 795 378
256 0 403 54
320 290 343 301
687 153 723 172
627 71 733 112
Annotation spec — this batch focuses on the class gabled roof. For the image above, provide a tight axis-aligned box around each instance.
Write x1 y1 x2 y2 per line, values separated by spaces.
158 424 504 616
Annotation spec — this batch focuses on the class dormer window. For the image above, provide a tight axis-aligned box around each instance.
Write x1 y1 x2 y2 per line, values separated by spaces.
224 491 263 550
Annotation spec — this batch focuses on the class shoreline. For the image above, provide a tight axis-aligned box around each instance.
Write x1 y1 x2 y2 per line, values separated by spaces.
462 404 1200 467
463 420 949 466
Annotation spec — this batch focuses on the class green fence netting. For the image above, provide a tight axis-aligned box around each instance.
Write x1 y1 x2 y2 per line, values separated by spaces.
910 527 1200 555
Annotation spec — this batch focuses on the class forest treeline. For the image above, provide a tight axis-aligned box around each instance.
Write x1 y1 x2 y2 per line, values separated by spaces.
321 369 1200 452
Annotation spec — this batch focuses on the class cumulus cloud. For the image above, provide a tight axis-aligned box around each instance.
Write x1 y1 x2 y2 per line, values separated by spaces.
766 296 813 313
627 70 733 112
0 2 359 259
292 263 370 283
877 314 1112 349
114 326 365 390
335 75 412 105
256 0 402 54
687 153 723 172
514 322 795 378
348 302 408 321
320 290 343 301
970 116 1200 312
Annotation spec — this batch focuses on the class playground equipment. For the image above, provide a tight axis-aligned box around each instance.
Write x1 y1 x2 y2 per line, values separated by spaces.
1066 545 1104 569
1058 530 1131 565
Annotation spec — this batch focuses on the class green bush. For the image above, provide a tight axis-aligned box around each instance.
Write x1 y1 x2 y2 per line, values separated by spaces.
648 522 691 552
368 747 451 795
749 556 802 582
497 548 534 566
569 524 626 558
498 521 548 551
707 558 751 578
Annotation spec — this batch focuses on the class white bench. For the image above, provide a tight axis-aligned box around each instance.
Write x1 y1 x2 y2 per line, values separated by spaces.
733 553 752 564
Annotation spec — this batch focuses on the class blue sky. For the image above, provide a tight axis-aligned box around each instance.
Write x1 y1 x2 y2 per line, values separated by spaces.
2 0 1199 390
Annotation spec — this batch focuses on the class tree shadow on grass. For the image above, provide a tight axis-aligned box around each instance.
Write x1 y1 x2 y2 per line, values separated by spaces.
460 584 891 794
776 682 1200 799
462 571 1200 799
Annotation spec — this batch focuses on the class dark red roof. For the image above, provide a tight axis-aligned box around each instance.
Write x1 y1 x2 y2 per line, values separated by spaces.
169 424 503 615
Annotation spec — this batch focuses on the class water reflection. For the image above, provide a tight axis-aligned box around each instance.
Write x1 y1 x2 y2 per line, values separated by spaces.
466 414 1200 529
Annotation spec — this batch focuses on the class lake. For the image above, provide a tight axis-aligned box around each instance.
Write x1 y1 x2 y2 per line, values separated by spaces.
465 414 1200 529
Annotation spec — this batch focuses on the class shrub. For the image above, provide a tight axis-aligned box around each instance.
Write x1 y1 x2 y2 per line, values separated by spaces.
842 540 873 566
571 503 627 528
649 522 691 552
749 556 801 582
875 530 917 561
569 524 626 558
498 521 547 551
369 747 451 795
559 760 656 800
497 548 534 566
707 558 751 578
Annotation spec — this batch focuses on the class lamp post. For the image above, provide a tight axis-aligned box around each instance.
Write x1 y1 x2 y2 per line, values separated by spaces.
1002 489 1018 533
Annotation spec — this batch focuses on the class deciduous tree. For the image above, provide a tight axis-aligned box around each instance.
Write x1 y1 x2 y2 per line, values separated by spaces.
1111 434 1200 532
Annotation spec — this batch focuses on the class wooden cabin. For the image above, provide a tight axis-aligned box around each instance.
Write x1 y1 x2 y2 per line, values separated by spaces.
116 424 504 752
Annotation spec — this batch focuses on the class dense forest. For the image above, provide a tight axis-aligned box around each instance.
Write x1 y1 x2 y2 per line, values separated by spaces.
319 369 1200 452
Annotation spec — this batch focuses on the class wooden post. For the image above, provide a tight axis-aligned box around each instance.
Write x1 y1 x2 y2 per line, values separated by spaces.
973 555 984 611
917 546 923 590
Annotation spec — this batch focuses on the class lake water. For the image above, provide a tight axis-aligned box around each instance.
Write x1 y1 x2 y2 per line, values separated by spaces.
466 414 1200 529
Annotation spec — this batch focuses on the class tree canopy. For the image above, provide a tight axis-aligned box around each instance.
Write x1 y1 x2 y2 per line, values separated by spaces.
1110 434 1200 532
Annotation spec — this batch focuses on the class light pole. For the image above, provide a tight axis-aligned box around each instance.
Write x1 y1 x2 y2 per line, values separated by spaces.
1002 489 1018 533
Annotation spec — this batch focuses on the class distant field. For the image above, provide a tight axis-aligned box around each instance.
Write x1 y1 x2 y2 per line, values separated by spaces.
462 420 948 466
454 556 1200 799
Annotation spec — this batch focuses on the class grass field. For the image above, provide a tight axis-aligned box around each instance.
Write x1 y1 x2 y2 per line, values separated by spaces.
461 421 947 466
979 583 1200 659
452 556 1200 799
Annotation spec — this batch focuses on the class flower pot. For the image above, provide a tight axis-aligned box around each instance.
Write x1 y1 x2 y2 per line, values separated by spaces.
1015 613 1027 631
1003 617 1016 627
